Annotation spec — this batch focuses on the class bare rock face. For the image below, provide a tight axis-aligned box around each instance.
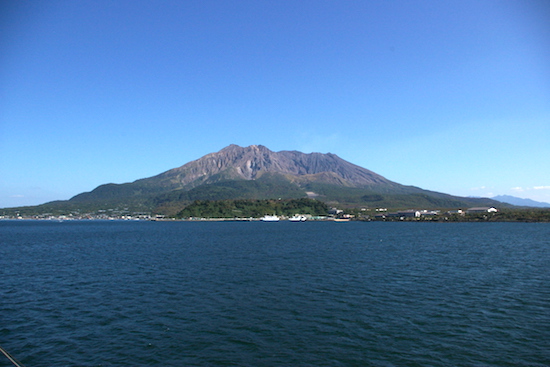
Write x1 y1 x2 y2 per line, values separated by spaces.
150 144 393 189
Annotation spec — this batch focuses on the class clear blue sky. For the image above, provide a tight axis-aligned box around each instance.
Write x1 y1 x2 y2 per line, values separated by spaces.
1 0 549 208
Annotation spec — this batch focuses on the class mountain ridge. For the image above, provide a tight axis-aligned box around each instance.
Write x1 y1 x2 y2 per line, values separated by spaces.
6 144 507 215
141 144 394 189
492 195 550 208
71 144 403 204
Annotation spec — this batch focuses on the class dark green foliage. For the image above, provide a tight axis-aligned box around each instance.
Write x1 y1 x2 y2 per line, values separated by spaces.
471 209 550 222
189 176 306 200
70 182 164 202
176 198 328 218
361 194 384 202
154 174 306 205
299 182 504 209
367 208 550 222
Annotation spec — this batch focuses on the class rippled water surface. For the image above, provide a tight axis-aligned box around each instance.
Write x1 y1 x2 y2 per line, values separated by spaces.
1 221 549 366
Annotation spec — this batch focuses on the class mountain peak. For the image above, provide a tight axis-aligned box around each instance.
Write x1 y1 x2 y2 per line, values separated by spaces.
221 144 269 152
149 144 393 189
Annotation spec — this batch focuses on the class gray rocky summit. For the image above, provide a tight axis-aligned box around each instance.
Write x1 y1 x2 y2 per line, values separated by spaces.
149 144 393 189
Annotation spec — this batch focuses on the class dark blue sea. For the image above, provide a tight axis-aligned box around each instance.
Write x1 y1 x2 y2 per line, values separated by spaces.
1 220 549 366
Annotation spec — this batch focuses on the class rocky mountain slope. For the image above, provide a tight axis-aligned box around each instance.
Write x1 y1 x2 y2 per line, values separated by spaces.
142 144 396 188
70 144 405 202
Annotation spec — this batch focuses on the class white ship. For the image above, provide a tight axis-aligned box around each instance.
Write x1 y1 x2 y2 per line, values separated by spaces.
261 215 280 222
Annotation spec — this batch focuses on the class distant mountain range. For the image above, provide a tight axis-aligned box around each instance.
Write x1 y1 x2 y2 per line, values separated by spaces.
492 195 550 208
6 144 506 215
